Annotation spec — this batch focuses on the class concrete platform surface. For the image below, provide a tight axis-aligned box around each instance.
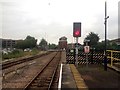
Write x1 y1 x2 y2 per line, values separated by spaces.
61 64 77 89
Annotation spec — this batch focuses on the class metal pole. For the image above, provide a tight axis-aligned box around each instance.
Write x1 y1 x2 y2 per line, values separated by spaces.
86 42 88 67
75 37 78 67
104 1 108 71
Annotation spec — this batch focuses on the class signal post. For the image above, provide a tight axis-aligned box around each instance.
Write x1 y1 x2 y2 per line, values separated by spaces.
84 40 90 67
73 22 81 67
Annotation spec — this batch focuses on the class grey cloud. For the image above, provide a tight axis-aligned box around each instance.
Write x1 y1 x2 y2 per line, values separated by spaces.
1 0 119 44
87 12 118 41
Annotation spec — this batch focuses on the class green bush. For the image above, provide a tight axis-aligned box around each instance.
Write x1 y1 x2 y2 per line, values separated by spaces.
2 49 39 60
12 50 20 54
31 48 39 55
2 50 23 60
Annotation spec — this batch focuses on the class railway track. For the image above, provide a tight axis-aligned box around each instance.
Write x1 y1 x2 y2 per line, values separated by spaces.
2 52 51 69
24 51 61 90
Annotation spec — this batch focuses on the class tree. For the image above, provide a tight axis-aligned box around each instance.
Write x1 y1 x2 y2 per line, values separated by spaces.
48 43 57 49
84 32 100 48
96 40 119 50
39 38 48 50
24 36 37 48
107 41 118 50
15 35 37 50
15 40 25 50
96 41 105 50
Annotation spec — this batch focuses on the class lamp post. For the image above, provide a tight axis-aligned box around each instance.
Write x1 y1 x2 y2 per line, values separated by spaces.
104 1 109 71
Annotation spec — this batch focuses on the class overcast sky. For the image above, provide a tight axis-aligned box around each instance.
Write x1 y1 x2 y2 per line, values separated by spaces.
0 0 119 44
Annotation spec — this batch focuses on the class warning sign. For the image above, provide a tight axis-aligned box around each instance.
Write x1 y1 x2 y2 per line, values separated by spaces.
84 46 90 53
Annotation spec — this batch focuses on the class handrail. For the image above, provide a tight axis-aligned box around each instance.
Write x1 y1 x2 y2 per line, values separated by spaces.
107 50 120 53
107 50 120 67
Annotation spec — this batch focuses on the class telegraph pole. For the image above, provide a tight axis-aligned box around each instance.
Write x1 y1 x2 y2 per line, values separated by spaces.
104 1 109 71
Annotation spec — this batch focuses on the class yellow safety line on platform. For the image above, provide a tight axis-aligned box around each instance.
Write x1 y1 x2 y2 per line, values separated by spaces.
69 64 88 89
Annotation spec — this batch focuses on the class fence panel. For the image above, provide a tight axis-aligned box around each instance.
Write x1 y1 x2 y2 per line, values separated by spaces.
107 50 120 67
66 49 105 64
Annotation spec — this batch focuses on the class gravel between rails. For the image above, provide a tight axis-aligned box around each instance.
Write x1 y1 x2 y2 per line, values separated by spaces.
2 52 57 89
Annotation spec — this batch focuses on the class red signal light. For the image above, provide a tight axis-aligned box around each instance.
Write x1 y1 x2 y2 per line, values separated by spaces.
73 22 81 37
74 30 80 36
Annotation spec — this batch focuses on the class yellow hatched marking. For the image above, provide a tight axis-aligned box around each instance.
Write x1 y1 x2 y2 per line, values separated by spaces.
69 64 88 89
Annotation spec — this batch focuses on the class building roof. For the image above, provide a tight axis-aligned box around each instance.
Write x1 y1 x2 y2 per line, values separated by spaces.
109 38 120 45
59 36 67 41
110 38 120 42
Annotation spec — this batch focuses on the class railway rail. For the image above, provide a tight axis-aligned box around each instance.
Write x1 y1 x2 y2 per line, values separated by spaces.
2 52 51 69
24 51 61 90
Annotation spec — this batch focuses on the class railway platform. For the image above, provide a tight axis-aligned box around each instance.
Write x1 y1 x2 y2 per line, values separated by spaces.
61 51 87 89
61 64 77 89
60 51 119 89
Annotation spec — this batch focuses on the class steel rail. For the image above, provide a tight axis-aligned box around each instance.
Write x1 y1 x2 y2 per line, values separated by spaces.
23 52 60 90
48 52 61 89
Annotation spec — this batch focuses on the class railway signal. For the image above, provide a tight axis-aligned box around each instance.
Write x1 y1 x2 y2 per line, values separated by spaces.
73 22 81 37
73 22 81 67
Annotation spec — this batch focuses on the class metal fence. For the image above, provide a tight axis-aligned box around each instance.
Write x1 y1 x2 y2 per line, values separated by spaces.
66 49 105 64
107 50 120 67
66 49 119 65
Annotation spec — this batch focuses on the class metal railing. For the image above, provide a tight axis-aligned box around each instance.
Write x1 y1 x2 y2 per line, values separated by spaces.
107 50 120 67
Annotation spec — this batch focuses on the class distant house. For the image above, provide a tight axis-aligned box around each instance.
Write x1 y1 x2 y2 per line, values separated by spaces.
1 38 22 49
